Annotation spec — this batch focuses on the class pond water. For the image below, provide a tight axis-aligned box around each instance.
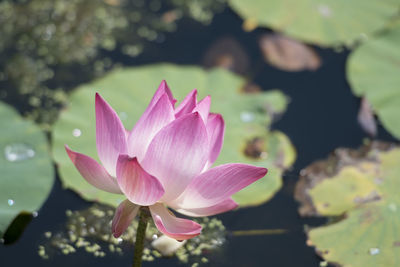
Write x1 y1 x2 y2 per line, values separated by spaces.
0 5 396 267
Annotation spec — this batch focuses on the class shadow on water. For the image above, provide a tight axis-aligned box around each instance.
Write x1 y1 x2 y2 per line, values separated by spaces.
0 6 397 267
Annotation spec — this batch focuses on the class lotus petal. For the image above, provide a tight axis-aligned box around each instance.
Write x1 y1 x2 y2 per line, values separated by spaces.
112 199 140 238
142 112 208 201
116 155 164 206
150 203 201 241
95 93 128 176
173 163 267 208
128 94 175 160
65 145 121 194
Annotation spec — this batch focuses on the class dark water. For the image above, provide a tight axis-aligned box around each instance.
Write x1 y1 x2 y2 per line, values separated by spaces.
0 7 396 267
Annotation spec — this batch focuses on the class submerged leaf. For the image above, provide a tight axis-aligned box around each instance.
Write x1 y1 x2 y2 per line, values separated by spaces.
52 64 296 208
259 34 321 71
202 37 250 75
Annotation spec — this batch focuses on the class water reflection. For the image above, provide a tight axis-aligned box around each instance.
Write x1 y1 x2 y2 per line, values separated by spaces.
72 128 82 137
240 111 255 123
4 143 35 162
7 199 14 206
369 248 380 255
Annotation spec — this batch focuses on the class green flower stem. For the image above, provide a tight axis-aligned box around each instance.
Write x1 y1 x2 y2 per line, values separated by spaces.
133 207 150 267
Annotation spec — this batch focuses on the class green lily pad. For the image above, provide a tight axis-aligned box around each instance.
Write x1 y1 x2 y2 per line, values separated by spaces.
347 24 400 139
0 102 54 237
296 142 400 266
229 0 400 46
52 64 296 208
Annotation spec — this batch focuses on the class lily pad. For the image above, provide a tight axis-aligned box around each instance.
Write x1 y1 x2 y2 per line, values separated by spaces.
52 64 296 208
0 102 54 237
296 141 400 266
347 24 400 139
229 0 400 46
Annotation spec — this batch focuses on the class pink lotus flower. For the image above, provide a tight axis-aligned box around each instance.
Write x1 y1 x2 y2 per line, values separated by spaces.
65 81 267 240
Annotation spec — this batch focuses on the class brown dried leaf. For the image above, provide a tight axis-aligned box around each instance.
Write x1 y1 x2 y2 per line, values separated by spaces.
202 37 250 75
244 137 267 159
259 34 321 72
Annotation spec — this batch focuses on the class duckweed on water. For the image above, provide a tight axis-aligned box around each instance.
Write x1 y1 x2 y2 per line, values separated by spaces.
0 0 227 128
38 204 226 265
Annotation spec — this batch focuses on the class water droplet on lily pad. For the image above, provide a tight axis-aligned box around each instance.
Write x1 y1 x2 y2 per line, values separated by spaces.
369 247 380 255
240 111 254 122
389 203 397 212
4 143 35 162
8 199 14 206
119 112 128 121
72 128 82 137
359 33 369 41
317 4 332 18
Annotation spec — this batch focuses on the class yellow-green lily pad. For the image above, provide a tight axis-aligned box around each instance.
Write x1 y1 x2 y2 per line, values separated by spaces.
0 102 54 237
347 24 400 139
309 166 379 216
229 0 400 46
296 142 400 266
52 64 296 208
